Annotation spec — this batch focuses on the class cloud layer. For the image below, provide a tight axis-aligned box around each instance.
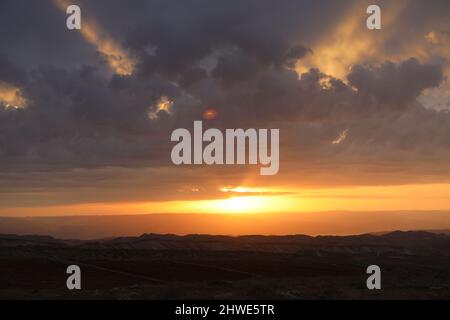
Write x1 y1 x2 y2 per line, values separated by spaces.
0 0 449 207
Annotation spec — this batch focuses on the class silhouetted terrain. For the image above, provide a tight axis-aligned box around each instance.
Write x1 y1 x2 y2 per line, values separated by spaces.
1 231 450 299
2 212 450 239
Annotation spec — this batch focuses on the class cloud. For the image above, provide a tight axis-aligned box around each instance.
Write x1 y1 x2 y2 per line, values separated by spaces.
53 0 137 75
347 58 444 108
148 95 173 119
0 82 27 109
332 129 349 145
0 0 449 206
0 53 27 86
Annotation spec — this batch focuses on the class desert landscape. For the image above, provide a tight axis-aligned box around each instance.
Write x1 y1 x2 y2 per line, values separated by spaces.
1 230 449 299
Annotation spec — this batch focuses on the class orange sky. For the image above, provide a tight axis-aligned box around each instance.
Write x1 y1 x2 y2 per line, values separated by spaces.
2 182 449 217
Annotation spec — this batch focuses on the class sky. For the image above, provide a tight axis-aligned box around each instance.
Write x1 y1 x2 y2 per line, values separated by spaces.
0 0 450 232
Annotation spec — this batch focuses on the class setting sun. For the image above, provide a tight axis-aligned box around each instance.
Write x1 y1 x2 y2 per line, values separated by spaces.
201 196 270 213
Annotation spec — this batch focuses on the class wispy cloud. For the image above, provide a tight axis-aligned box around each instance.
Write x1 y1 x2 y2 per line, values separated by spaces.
54 0 137 75
296 1 408 80
332 128 349 145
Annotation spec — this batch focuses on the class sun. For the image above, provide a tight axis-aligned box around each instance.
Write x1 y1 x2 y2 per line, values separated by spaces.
197 196 278 214
220 197 260 213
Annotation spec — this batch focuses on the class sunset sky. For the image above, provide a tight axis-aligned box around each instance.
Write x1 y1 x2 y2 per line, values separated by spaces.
0 0 450 233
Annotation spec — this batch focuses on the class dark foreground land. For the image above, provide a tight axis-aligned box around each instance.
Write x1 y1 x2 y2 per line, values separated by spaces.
1 231 450 299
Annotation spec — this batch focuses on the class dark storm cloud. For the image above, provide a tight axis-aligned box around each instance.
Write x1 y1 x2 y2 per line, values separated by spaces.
0 0 97 70
0 65 179 170
0 0 352 173
106 0 350 78
348 58 444 108
0 0 449 207
0 54 27 86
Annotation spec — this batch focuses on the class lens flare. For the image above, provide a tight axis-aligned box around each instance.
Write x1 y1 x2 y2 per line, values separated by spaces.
202 108 218 120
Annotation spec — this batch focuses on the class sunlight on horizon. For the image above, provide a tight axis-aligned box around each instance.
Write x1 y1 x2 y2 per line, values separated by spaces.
188 195 295 214
1 183 450 217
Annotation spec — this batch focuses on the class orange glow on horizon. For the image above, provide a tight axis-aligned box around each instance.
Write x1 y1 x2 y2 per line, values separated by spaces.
2 183 450 217
219 186 278 193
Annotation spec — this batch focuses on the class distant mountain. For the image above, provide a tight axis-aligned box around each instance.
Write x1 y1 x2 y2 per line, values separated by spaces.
1 230 449 255
373 229 450 236
0 234 66 247
1 211 450 240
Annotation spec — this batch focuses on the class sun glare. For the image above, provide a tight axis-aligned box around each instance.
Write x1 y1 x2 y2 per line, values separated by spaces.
220 186 270 193
217 197 263 213
195 195 287 214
